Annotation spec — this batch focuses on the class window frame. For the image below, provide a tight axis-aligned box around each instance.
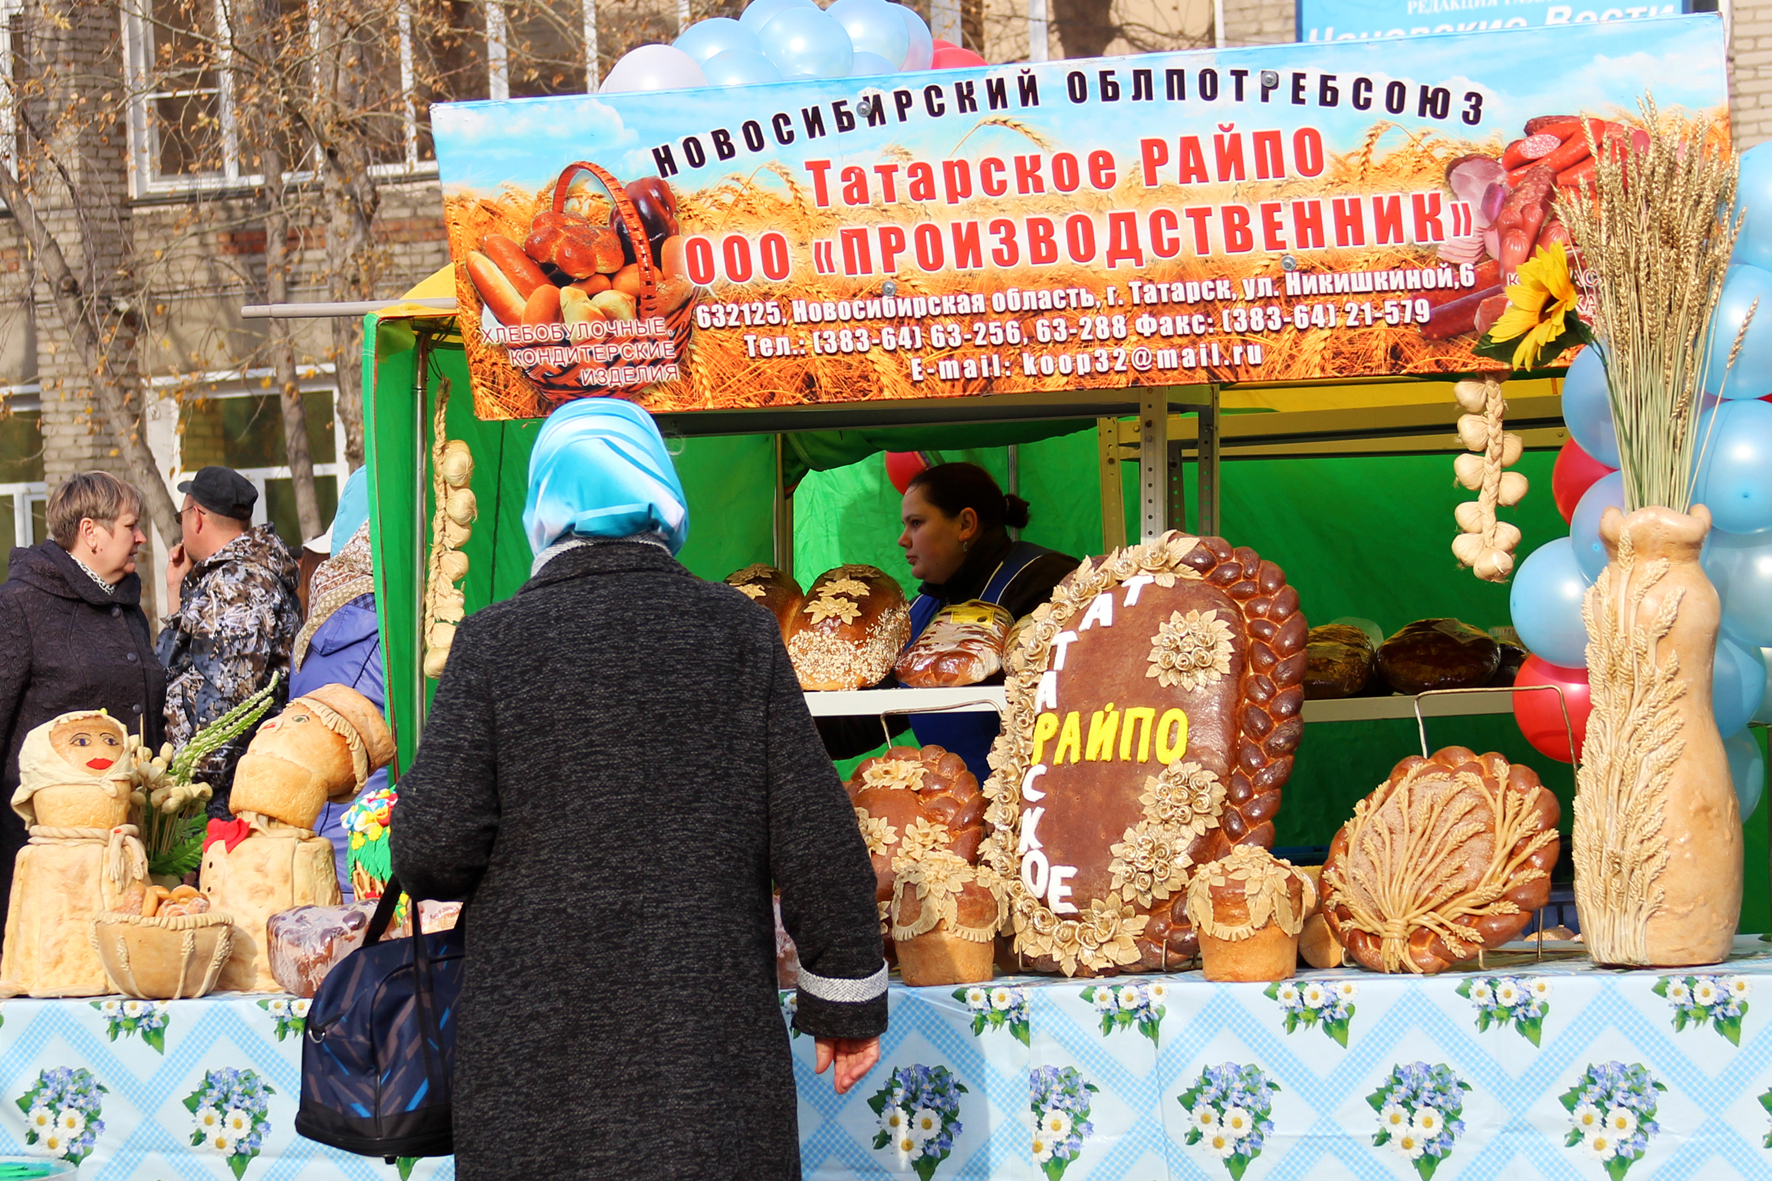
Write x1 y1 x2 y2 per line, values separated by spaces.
122 0 603 197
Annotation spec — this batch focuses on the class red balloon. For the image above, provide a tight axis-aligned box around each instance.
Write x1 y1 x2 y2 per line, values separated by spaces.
930 45 986 68
1513 655 1592 763
1551 438 1614 524
931 38 957 49
884 451 930 494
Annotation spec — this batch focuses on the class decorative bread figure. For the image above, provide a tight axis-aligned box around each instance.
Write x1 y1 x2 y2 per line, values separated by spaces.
0 711 148 996
1321 746 1559 974
846 745 986 947
724 564 803 640
978 532 1305 976
786 565 912 691
1184 845 1315 982
202 684 395 992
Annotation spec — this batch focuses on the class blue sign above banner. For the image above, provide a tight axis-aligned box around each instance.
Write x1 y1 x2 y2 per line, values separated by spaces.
1296 0 1705 43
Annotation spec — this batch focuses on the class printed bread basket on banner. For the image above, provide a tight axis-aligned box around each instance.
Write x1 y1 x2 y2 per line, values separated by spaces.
461 160 696 415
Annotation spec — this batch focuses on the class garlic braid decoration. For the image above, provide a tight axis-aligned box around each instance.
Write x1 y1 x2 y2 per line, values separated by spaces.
1451 376 1527 582
423 378 476 679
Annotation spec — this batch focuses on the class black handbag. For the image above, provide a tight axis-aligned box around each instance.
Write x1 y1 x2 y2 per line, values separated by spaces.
294 879 463 1161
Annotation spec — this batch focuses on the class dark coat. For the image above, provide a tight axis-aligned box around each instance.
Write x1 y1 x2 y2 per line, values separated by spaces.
390 543 887 1181
0 542 166 940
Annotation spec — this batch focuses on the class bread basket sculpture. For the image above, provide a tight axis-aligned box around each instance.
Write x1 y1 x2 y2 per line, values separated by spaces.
0 711 150 997
201 685 395 992
1184 845 1315 982
1321 746 1559 974
91 907 233 1000
978 532 1305 975
462 161 694 409
846 745 987 964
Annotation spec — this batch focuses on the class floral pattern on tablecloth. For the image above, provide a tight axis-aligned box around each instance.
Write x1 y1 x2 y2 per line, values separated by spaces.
256 996 309 1042
1561 1062 1664 1178
869 1064 966 1180
1459 975 1551 1045
1654 973 1750 1044
1081 981 1165 1043
91 998 170 1053
16 1066 104 1165
1267 978 1356 1046
185 1067 275 1179
1367 1063 1469 1180
956 984 1031 1044
1178 1063 1279 1179
1029 1065 1097 1179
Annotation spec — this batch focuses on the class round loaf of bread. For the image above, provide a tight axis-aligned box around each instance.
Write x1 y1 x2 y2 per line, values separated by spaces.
847 744 986 905
786 564 911 691
1376 619 1501 695
1304 623 1375 699
725 564 803 640
1321 746 1560 974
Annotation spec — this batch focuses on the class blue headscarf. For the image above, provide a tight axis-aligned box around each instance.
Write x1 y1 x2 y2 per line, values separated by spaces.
330 466 370 547
523 399 689 556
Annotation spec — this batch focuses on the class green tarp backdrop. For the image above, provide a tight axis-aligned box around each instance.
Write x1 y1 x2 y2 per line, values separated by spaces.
365 322 1770 931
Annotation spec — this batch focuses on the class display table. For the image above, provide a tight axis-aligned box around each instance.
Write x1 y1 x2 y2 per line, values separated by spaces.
789 936 1772 1181
0 993 451 1179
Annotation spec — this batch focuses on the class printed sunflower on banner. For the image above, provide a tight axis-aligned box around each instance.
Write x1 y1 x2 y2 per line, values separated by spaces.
1080 981 1166 1043
1458 976 1551 1045
1561 1062 1664 1178
1029 1066 1098 1179
91 997 171 1053
1177 1063 1280 1180
1367 1063 1470 1180
15 1066 105 1166
1475 240 1592 371
953 983 1030 1044
1653 974 1750 1044
1265 978 1356 1046
868 1064 966 1180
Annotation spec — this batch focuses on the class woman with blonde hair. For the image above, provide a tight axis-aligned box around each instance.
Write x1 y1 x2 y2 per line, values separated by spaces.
0 471 165 947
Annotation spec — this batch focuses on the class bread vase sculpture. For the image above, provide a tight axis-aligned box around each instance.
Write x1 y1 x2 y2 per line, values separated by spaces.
0 711 149 996
1576 506 1739 965
1321 747 1558 974
1184 845 1315 982
201 684 395 991
978 531 1305 975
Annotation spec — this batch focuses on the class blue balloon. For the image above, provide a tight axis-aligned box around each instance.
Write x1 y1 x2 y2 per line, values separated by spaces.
1703 528 1772 648
739 0 815 32
1693 398 1772 534
1726 727 1766 818
1562 346 1619 468
1705 264 1772 400
1734 142 1772 273
760 7 854 78
1570 470 1625 582
828 0 910 69
674 17 763 65
1510 537 1593 669
899 3 934 69
1714 635 1766 737
850 50 898 75
700 47 784 85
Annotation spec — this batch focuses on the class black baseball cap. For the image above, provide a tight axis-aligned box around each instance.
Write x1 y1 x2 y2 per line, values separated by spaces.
178 466 257 521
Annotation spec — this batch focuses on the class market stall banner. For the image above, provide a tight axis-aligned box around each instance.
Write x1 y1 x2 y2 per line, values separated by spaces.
432 16 1724 422
0 995 451 1180
788 936 1772 1180
1295 0 1697 44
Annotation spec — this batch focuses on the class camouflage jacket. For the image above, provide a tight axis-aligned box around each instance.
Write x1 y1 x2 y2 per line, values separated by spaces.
155 524 303 814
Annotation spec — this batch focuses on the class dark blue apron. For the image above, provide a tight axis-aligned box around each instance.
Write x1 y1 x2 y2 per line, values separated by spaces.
906 541 1049 784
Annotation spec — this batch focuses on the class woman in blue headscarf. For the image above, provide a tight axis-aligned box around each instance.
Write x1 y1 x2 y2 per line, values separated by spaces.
390 400 886 1181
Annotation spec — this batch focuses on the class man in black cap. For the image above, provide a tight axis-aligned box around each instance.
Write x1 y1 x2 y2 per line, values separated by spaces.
156 466 303 816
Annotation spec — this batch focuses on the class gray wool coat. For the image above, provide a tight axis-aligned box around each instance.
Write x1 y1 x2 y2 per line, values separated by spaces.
389 542 888 1181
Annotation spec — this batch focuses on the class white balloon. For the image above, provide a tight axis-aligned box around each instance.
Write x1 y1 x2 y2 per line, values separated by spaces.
599 44 708 93
850 49 898 75
828 0 910 68
898 3 934 70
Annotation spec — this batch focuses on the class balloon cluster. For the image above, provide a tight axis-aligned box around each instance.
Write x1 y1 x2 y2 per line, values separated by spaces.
599 0 986 93
1509 141 1772 815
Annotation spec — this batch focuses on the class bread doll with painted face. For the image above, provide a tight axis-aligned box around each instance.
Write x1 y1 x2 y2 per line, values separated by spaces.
0 710 148 996
200 684 394 992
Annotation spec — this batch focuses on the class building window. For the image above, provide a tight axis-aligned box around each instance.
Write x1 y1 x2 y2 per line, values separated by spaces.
122 1 602 195
176 386 344 547
0 405 48 583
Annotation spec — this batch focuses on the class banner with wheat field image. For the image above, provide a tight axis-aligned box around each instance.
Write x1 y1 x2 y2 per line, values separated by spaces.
430 15 1725 422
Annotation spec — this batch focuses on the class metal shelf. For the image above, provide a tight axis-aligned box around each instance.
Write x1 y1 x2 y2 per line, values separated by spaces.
804 686 1518 722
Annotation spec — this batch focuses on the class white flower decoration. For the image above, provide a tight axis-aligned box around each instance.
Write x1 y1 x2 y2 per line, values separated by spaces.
1668 981 1692 1004
1495 981 1523 1008
1032 1133 1055 1162
1041 1109 1072 1138
267 998 290 1018
122 1000 145 1019
1585 1131 1617 1159
1208 1127 1238 1158
1276 982 1301 1007
1221 1106 1253 1139
1380 1105 1410 1133
1395 1129 1426 1159
1335 981 1358 1001
99 999 122 1017
55 1109 83 1133
291 998 312 1019
26 1106 51 1132
1411 1108 1441 1136
1529 978 1552 999
880 1107 909 1135
1694 979 1721 1006
991 987 1014 1011
1116 985 1142 1011
1572 1104 1603 1132
195 1106 223 1132
1191 1106 1220 1134
224 1109 251 1134
41 1130 65 1156
1605 1108 1637 1137
1148 982 1169 1004
965 986 988 1009
1470 981 1494 1005
895 1133 919 1162
1301 983 1328 1009
1730 976 1752 999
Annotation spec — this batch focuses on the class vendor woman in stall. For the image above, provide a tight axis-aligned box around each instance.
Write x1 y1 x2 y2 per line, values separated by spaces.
822 461 1078 783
